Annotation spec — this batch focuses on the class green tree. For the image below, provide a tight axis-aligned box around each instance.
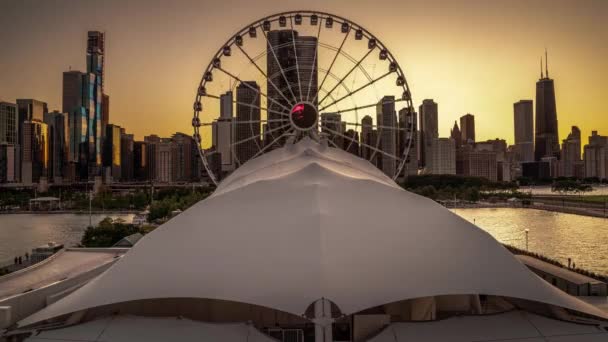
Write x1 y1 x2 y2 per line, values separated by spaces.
80 217 140 247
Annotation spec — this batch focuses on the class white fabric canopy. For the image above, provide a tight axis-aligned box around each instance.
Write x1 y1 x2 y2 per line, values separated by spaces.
26 315 276 342
368 310 608 342
19 138 608 327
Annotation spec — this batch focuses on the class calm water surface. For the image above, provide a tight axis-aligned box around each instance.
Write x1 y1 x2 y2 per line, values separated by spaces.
452 208 608 275
0 213 134 265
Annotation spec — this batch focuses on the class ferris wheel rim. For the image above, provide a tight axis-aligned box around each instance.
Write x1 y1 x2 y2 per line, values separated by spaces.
193 10 415 185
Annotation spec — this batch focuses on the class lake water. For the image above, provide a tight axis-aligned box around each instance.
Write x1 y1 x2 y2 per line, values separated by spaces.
0 213 134 265
451 208 608 275
1 209 607 276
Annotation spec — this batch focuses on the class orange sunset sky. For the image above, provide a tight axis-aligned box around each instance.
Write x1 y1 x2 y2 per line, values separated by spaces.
0 0 606 146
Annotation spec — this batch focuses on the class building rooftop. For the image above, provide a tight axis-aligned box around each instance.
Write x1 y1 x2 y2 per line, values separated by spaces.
516 255 605 285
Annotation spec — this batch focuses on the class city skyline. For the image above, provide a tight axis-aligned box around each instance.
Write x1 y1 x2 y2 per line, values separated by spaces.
0 0 606 144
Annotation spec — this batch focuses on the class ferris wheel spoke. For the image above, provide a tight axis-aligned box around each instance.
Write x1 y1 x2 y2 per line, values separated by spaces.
251 129 293 160
234 44 295 108
289 17 303 102
260 26 299 105
326 137 341 149
321 125 402 162
318 48 374 106
204 93 290 118
341 120 409 132
216 67 292 114
231 123 291 148
328 98 407 116
305 18 323 102
312 27 351 105
320 71 393 112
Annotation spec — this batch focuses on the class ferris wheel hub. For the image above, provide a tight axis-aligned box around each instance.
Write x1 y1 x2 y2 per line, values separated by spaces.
289 101 318 132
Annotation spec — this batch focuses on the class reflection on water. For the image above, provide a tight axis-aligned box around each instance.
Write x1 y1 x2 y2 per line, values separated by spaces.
521 185 608 195
452 208 608 275
0 213 134 265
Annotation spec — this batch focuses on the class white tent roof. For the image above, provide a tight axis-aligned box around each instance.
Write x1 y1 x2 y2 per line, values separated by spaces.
19 138 608 327
368 310 608 341
26 315 276 342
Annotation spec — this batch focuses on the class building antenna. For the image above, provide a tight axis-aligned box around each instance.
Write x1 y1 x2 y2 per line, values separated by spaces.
545 48 549 78
540 56 543 79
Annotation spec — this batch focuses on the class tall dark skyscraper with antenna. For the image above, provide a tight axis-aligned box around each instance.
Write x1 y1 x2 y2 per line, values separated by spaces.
535 50 559 161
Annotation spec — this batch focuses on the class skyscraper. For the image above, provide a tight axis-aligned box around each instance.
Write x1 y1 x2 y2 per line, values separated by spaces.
16 99 47 182
43 111 68 183
450 121 461 147
266 30 318 147
212 91 234 173
460 113 475 144
0 102 18 144
133 141 148 181
103 124 121 182
513 100 534 162
419 99 438 170
235 81 261 165
0 102 19 183
360 115 374 161
21 120 48 184
121 129 135 182
535 52 559 161
76 31 106 179
102 94 110 140
376 96 397 177
320 112 342 147
343 129 359 155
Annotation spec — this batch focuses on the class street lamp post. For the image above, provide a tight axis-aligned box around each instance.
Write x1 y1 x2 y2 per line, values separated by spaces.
524 229 530 251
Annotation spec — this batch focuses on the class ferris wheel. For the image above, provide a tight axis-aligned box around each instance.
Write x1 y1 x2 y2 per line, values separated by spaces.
192 11 415 185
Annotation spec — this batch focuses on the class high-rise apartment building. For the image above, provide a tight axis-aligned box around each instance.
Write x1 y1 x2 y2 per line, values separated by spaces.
419 99 438 171
561 126 583 178
431 138 456 175
172 132 197 182
583 131 608 179
535 52 559 161
460 114 475 144
456 146 498 181
376 96 397 177
235 81 261 165
513 100 534 162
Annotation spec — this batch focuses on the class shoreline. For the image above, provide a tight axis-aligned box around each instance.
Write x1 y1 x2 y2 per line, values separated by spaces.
450 203 608 219
0 210 139 215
